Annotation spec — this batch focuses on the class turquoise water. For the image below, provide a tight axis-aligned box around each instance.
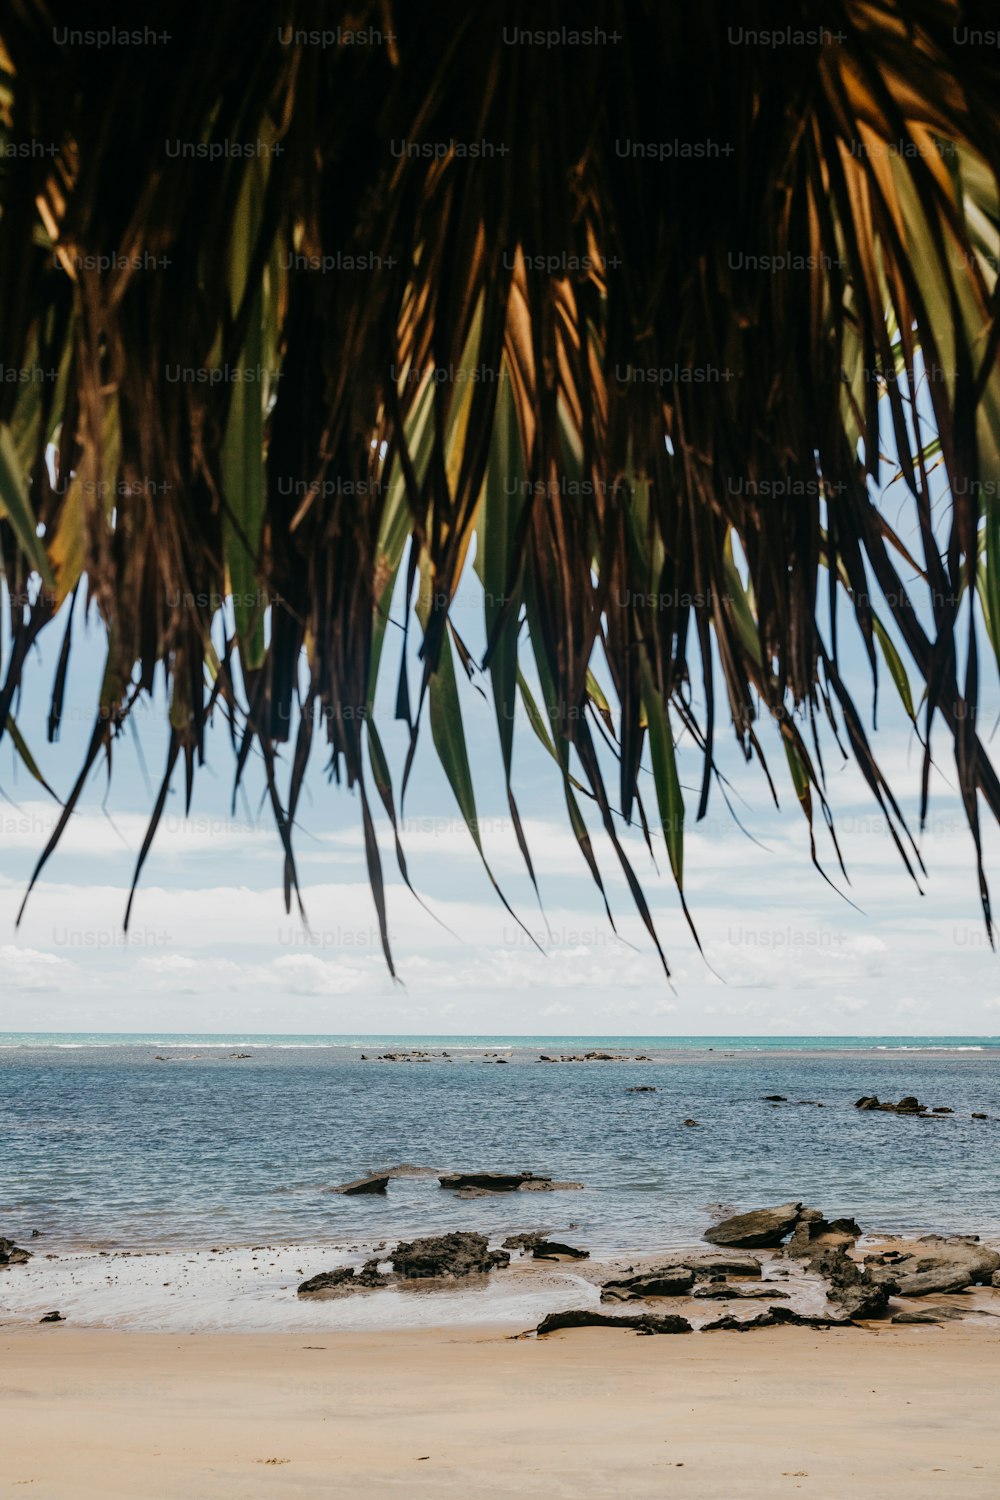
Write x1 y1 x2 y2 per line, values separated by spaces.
1 1035 998 1254
1 1033 997 1051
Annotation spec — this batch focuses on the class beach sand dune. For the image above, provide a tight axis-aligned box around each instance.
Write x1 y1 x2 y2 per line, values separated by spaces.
2 1322 998 1497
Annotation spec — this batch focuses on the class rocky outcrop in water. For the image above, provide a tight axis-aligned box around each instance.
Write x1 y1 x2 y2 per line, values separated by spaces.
703 1202 803 1248
332 1173 390 1195
854 1095 952 1116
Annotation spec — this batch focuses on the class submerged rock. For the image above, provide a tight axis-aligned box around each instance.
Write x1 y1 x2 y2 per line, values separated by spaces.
703 1202 803 1248
439 1171 540 1192
626 1086 657 1093
534 1309 692 1336
390 1232 509 1279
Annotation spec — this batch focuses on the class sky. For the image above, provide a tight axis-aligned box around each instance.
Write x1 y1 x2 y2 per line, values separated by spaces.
2 536 999 1038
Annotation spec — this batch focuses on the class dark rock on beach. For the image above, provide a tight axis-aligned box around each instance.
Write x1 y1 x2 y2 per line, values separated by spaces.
531 1241 589 1261
783 1215 862 1265
534 1309 692 1336
502 1232 550 1252
865 1240 1000 1296
702 1306 847 1332
893 1305 965 1324
693 1283 790 1300
683 1252 762 1279
39 1310 64 1323
390 1232 510 1279
0 1237 32 1266
601 1267 695 1302
1 1238 32 1266
703 1202 803 1248
298 1266 363 1294
813 1247 895 1320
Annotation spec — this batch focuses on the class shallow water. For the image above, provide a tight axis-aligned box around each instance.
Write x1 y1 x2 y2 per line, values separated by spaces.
1 1035 997 1253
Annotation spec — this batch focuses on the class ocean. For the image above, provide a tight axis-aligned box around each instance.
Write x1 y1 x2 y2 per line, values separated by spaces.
2 1034 998 1255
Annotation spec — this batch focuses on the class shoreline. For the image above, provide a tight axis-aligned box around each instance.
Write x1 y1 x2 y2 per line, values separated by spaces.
4 1230 1000 1335
4 1321 999 1498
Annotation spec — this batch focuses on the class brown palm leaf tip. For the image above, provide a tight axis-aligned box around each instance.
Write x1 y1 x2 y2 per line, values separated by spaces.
1 2 999 974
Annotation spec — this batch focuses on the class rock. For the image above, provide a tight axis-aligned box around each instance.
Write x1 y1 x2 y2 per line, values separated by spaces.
531 1241 589 1261
626 1086 657 1093
501 1232 550 1252
682 1119 700 1127
812 1247 895 1319
763 1095 787 1102
783 1216 862 1264
931 1106 954 1114
298 1266 360 1295
893 1305 965 1324
439 1171 542 1193
693 1284 790 1300
374 1164 441 1180
703 1202 803 1248
390 1232 510 1279
992 1270 1000 1288
601 1267 695 1301
517 1179 584 1192
702 1307 847 1332
332 1174 390 1195
682 1252 762 1280
866 1242 1000 1296
534 1309 692 1336
39 1311 64 1323
972 1112 988 1119
0 1237 32 1267
855 1094 938 1115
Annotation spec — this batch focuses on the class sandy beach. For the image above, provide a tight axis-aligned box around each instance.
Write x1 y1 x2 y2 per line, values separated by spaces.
3 1321 998 1498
